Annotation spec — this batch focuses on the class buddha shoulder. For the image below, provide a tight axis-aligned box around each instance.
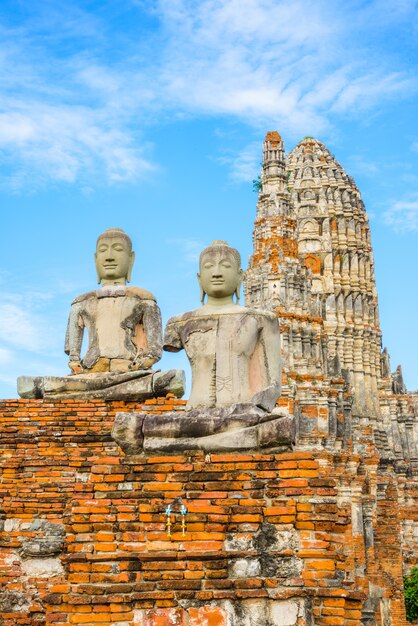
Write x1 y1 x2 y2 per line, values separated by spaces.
166 309 206 325
71 287 157 306
244 307 278 322
125 286 157 301
71 290 97 305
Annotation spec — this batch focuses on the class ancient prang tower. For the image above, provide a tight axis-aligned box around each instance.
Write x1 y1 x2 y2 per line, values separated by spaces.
246 131 417 446
246 130 418 594
1 132 417 626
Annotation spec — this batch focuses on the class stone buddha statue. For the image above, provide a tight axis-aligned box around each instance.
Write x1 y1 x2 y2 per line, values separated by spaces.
164 240 281 410
65 227 162 374
112 241 294 453
18 228 184 401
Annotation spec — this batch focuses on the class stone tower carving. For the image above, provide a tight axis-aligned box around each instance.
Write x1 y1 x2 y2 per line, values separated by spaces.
245 132 323 380
245 131 417 457
286 137 382 418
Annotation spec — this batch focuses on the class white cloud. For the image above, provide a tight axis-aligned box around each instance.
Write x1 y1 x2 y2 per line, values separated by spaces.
0 282 71 397
0 347 12 365
0 6 157 189
346 155 380 177
153 0 417 132
0 0 417 187
0 287 64 353
0 300 49 352
330 72 414 113
0 100 154 188
168 238 204 264
217 142 261 183
383 196 418 232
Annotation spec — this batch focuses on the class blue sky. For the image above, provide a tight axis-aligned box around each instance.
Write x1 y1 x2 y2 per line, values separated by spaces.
0 0 417 397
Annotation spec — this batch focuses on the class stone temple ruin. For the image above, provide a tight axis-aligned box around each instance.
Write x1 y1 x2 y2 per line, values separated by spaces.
0 132 417 625
247 131 417 463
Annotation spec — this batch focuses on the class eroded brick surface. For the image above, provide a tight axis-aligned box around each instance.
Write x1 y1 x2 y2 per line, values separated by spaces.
0 397 413 625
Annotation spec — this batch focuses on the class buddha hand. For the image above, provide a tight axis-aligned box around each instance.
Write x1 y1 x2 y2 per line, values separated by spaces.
69 360 84 375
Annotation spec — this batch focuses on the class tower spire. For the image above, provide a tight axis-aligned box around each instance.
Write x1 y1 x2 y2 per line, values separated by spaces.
245 132 320 376
262 131 286 182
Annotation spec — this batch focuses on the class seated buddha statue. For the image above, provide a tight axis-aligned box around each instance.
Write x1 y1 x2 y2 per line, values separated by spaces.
17 228 184 401
164 239 281 410
112 241 294 453
65 227 162 374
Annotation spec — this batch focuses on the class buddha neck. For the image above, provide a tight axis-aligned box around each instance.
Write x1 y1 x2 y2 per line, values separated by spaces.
204 294 235 308
200 298 241 314
100 277 127 287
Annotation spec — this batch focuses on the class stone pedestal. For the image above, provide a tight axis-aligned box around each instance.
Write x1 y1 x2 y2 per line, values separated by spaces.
112 404 296 453
17 369 185 401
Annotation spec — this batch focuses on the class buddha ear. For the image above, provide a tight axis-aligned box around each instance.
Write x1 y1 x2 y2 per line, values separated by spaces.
197 273 206 304
235 268 244 303
127 251 135 283
94 253 102 285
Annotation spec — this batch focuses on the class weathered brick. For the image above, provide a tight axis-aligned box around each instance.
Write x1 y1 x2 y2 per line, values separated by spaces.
0 397 411 626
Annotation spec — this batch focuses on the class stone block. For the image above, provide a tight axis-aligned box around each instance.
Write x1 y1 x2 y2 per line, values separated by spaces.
222 598 305 625
253 523 299 553
20 520 65 557
21 556 64 578
229 558 261 579
0 590 30 613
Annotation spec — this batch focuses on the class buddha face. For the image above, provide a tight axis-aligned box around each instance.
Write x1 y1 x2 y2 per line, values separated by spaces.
198 249 243 301
95 235 134 285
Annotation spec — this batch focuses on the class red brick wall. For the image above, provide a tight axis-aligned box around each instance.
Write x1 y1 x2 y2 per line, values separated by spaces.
0 399 409 625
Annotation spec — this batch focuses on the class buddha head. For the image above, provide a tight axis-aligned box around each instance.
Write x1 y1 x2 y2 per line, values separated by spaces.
198 240 243 305
95 228 135 286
